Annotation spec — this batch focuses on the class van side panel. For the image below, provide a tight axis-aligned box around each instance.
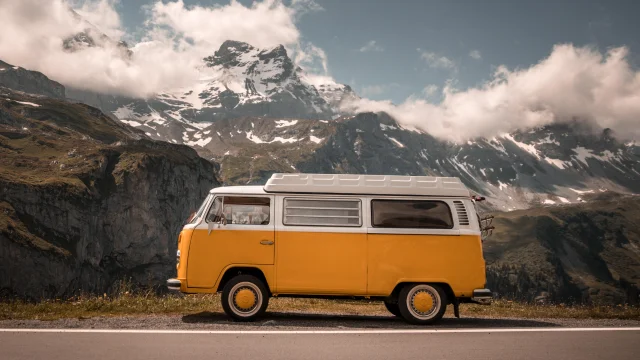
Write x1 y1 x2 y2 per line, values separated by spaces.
187 229 274 288
275 231 367 295
366 234 486 297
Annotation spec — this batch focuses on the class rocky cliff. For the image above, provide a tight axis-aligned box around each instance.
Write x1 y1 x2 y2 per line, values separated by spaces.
0 72 217 299
484 192 640 305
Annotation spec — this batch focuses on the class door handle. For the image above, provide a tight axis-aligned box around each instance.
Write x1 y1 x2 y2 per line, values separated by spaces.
260 240 274 245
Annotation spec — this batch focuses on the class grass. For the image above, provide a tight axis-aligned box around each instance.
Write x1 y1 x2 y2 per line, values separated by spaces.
1 289 639 322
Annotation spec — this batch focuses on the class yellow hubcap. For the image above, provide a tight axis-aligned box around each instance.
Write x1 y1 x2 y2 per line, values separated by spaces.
234 288 257 310
413 291 434 313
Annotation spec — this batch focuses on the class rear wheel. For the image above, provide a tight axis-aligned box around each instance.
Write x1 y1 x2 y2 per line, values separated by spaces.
398 283 447 325
384 301 401 317
221 274 269 322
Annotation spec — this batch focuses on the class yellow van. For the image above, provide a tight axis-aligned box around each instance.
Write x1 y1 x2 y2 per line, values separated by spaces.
167 173 492 324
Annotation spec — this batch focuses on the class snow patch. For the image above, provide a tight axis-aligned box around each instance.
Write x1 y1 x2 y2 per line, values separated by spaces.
503 134 540 159
186 137 212 147
569 188 595 194
309 135 324 144
544 157 568 169
543 199 556 205
385 135 405 148
275 119 299 128
380 123 398 131
558 197 570 203
120 120 142 127
246 131 265 144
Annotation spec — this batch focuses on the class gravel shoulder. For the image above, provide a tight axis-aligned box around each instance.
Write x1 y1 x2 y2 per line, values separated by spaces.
2 311 639 331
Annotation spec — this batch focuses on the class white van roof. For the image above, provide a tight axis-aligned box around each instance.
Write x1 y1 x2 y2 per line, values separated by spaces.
262 173 471 197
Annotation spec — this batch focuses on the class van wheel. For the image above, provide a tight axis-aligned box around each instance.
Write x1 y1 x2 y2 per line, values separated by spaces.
221 275 269 322
383 301 401 317
398 284 447 325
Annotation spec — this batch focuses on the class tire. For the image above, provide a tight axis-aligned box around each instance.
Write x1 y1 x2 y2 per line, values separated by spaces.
397 283 447 325
221 274 270 322
384 301 402 317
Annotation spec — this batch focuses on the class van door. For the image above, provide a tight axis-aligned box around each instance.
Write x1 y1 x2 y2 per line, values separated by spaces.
186 195 275 288
275 196 367 295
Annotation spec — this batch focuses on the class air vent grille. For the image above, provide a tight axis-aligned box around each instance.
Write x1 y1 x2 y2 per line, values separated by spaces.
453 200 470 225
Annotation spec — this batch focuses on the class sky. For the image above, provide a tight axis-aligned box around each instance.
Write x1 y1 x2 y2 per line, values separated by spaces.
113 0 640 104
1 0 640 141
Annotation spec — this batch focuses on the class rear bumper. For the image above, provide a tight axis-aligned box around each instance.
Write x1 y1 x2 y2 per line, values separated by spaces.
470 288 493 305
166 278 181 291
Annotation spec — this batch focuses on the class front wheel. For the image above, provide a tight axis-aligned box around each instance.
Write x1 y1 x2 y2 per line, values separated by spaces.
398 283 447 325
221 275 269 322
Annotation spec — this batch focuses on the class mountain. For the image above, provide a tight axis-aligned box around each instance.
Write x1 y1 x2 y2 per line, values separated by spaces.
66 40 638 210
67 40 356 136
166 111 639 211
0 60 65 99
485 192 640 305
0 61 217 299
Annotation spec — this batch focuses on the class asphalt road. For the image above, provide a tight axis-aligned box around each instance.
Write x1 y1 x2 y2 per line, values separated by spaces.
2 328 639 360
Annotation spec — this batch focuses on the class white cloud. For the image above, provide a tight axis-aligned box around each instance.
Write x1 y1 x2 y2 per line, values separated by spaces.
422 85 438 97
418 49 457 71
289 0 324 19
0 0 311 98
469 49 482 60
359 40 384 52
293 42 328 75
343 44 640 142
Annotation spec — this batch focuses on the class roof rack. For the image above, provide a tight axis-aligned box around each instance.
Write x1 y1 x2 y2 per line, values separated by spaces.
263 173 470 197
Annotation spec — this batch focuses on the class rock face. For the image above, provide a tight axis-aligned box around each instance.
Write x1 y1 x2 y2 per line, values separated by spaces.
484 193 640 305
0 60 65 99
0 65 217 299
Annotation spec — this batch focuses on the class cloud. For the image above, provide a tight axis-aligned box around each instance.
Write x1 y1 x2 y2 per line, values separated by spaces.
293 42 329 75
418 49 457 71
359 40 384 53
343 44 640 142
0 0 313 98
469 49 482 60
289 0 323 19
422 85 438 97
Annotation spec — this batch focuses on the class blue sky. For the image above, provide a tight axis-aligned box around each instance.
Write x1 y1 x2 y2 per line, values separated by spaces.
113 0 640 104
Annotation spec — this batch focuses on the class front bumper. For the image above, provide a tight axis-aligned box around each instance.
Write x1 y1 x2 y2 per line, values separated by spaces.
470 288 493 305
166 278 181 291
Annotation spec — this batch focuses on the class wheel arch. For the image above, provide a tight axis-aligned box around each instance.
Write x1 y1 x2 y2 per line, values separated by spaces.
216 266 271 294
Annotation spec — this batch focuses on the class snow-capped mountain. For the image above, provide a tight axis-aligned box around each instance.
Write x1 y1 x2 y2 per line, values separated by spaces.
172 112 638 211
52 36 640 210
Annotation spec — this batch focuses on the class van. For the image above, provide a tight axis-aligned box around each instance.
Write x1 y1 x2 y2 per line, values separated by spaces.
167 173 492 324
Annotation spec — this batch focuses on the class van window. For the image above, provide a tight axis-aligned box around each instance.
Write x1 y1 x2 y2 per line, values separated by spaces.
283 198 361 227
189 194 212 224
207 196 270 225
371 199 453 229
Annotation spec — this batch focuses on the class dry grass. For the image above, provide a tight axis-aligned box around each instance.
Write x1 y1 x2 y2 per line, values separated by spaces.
1 291 639 321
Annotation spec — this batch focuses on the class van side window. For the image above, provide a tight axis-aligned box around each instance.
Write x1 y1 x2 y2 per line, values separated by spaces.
207 196 270 225
371 200 453 229
283 198 361 227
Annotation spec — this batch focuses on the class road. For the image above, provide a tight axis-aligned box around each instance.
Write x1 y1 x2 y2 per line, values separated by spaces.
1 328 639 360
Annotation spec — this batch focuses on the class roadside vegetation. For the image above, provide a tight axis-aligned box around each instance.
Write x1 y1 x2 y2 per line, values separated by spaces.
1 283 638 321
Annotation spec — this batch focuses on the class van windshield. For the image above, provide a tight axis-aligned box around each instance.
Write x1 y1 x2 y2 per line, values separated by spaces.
189 194 212 224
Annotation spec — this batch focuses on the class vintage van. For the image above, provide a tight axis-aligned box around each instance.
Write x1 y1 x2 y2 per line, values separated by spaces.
167 173 492 324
